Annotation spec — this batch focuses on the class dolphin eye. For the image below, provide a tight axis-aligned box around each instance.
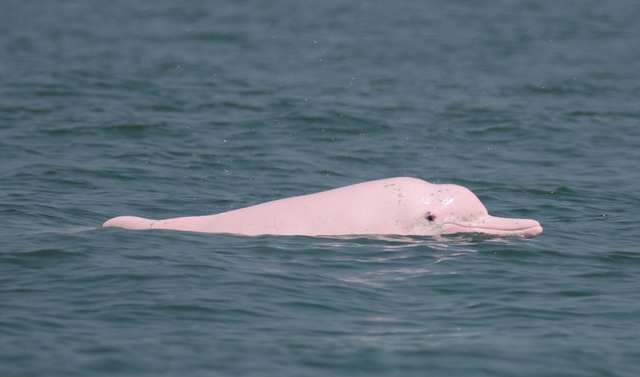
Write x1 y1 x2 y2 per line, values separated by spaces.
426 214 435 222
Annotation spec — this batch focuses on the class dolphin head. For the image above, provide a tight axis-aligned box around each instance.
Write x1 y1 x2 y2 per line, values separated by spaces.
411 184 543 238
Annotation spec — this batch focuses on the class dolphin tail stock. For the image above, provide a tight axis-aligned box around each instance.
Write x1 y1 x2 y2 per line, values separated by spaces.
103 216 157 230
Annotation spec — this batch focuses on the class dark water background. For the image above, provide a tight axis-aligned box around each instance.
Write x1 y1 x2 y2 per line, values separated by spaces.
2 0 640 376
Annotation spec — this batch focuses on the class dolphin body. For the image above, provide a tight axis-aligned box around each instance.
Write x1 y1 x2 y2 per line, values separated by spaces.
103 177 543 238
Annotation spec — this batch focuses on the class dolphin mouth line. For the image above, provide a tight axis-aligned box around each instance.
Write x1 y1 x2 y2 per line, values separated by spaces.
446 223 540 232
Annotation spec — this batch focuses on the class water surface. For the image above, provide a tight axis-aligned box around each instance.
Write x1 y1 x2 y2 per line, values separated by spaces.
2 0 640 376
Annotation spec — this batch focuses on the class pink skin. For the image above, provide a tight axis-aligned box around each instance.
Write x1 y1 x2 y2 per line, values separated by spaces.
103 177 543 238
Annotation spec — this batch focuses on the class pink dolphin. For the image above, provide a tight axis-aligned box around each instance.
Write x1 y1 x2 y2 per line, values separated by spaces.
103 177 543 238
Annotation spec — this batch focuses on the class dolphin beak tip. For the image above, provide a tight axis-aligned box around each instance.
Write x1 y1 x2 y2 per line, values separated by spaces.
523 224 543 238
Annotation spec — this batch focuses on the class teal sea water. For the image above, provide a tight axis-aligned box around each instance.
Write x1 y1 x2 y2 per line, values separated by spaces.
2 0 640 375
